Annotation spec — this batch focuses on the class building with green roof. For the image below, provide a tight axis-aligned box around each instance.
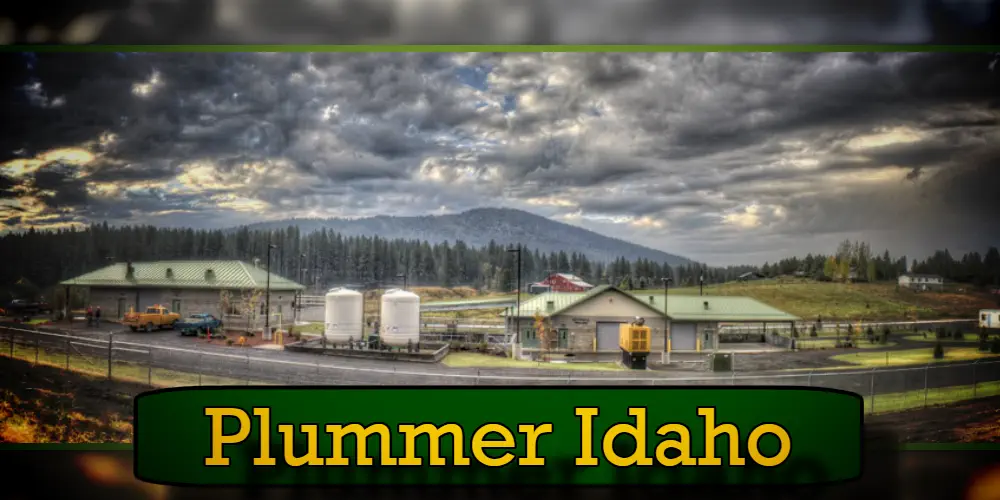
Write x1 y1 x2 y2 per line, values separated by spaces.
500 285 798 358
60 260 304 322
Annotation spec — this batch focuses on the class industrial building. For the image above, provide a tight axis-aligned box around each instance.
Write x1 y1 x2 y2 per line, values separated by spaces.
528 273 595 294
502 285 799 356
59 260 304 321
898 273 945 291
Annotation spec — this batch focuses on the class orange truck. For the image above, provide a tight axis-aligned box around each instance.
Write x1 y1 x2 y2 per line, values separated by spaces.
123 305 180 332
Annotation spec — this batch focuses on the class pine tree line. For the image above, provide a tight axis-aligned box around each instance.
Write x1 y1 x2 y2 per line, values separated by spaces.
0 224 997 296
0 223 747 293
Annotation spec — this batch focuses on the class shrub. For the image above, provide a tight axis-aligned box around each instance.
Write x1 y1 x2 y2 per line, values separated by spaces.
866 326 875 343
981 329 990 342
992 338 1000 355
952 329 964 341
935 327 947 339
846 324 854 337
979 340 990 352
226 339 234 346
791 327 800 339
933 342 944 359
881 326 891 344
810 325 818 337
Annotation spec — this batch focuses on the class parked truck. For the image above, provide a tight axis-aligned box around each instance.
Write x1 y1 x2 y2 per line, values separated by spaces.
3 299 53 316
123 305 181 332
175 313 223 336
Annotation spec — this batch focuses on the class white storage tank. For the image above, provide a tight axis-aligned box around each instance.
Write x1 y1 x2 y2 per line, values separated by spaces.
380 289 421 347
324 287 364 343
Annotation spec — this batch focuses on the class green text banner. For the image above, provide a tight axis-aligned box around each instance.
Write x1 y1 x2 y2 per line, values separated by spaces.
133 386 862 486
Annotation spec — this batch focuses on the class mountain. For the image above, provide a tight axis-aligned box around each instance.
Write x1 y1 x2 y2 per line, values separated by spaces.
242 208 694 267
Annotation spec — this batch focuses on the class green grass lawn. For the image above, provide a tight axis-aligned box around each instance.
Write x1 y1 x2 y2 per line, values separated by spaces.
903 333 985 343
831 347 1000 367
293 322 325 335
633 279 992 321
795 339 898 350
442 352 624 371
1 338 253 387
867 380 1000 414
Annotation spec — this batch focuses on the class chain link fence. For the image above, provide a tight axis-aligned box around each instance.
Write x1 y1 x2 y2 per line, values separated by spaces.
2 325 998 415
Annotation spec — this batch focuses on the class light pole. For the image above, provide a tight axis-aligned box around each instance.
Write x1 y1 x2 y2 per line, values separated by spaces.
295 253 306 322
507 245 522 351
662 276 672 364
265 243 276 338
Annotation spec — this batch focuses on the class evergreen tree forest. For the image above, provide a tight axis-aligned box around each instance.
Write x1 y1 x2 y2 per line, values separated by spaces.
0 224 997 297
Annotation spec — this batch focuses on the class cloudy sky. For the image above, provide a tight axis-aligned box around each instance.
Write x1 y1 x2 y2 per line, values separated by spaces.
1 52 998 265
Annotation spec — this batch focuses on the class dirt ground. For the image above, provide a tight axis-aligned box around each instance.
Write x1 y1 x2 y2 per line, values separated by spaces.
0 357 136 443
867 395 1000 443
185 330 291 348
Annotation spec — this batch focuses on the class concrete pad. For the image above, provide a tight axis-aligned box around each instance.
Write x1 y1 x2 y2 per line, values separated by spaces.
716 342 785 353
255 344 285 351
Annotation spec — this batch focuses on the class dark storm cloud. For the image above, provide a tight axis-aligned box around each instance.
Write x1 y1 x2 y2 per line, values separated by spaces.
27 164 90 208
84 159 182 183
0 173 17 198
1 50 997 264
5 0 997 44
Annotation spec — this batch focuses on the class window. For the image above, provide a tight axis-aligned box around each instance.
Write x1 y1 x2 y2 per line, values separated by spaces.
522 328 537 340
984 314 989 321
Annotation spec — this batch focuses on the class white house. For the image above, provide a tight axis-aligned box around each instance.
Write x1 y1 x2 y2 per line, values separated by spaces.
898 273 944 291
980 310 1000 330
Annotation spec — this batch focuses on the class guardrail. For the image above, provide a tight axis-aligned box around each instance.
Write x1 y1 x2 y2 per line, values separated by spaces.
1 325 998 416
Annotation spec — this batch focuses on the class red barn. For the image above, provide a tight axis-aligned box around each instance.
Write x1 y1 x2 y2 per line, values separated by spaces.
531 273 594 293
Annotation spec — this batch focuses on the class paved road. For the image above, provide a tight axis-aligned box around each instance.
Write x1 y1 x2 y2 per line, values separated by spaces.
4 325 998 401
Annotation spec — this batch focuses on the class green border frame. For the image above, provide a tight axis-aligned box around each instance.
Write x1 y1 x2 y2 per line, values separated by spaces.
2 45 1000 53
0 42 997 452
2 443 998 451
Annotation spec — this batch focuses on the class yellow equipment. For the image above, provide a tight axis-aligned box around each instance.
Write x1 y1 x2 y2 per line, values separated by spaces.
619 317 651 370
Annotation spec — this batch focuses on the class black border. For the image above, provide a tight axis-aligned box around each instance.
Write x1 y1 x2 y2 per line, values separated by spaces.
132 385 865 488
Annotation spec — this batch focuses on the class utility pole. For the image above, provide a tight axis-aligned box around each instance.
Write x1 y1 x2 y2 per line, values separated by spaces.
507 245 522 351
662 277 672 364
265 243 276 338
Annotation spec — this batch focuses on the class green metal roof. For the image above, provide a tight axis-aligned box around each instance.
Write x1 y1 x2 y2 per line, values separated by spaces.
423 296 516 307
503 285 662 319
60 261 305 291
638 294 800 322
503 285 799 322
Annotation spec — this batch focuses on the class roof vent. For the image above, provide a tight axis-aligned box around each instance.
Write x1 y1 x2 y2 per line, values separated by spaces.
165 268 174 279
703 301 709 310
125 262 135 280
648 295 655 303
205 269 215 281
546 300 555 312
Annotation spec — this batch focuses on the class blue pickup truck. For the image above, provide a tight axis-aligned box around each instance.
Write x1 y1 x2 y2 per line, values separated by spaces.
175 313 223 336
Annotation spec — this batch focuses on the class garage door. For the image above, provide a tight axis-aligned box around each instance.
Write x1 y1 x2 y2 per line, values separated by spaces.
596 322 624 351
671 322 697 351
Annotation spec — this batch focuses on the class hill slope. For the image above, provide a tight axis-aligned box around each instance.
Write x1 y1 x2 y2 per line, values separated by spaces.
244 208 693 266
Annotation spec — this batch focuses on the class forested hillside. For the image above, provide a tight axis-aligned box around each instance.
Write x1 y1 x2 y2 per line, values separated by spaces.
243 208 694 267
0 223 735 294
0 224 996 299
